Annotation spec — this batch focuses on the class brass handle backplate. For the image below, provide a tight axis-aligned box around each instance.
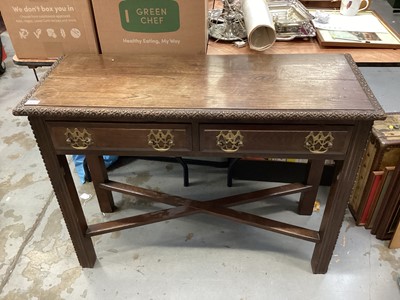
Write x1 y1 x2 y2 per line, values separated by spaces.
216 130 244 153
65 128 93 150
304 131 334 154
148 130 175 152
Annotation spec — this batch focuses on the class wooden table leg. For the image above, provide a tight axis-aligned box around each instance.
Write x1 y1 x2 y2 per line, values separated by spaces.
85 155 116 213
298 159 325 215
311 122 372 274
29 117 97 267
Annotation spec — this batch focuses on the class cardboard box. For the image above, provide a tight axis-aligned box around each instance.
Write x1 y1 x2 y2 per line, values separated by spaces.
92 0 208 55
0 0 99 59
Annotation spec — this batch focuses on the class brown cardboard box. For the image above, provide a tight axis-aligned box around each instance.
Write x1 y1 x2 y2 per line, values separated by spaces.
92 0 208 55
0 0 99 59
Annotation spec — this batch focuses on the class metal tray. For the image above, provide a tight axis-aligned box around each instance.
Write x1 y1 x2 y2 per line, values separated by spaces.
268 0 316 40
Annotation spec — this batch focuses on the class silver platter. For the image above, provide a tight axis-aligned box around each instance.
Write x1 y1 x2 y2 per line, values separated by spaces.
268 0 316 40
209 0 316 43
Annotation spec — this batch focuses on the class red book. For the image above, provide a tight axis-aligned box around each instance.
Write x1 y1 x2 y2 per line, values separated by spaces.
359 171 384 225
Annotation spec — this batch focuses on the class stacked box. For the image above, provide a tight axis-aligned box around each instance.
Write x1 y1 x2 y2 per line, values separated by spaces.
91 0 208 55
0 0 99 59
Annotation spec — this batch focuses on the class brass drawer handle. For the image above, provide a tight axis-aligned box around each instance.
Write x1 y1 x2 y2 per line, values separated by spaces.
304 131 334 154
216 130 244 153
65 128 93 150
148 130 175 152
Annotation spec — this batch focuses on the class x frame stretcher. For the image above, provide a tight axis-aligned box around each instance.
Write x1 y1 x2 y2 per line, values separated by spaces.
87 178 319 243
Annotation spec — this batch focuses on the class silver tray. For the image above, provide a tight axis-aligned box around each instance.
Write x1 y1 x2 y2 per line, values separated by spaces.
268 0 316 40
208 0 316 42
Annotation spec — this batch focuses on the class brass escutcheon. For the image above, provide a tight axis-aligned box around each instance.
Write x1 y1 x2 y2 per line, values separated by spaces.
148 130 175 152
65 128 93 150
304 131 334 154
216 130 244 153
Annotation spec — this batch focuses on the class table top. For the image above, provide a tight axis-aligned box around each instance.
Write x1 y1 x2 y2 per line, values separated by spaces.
13 53 385 122
207 39 400 64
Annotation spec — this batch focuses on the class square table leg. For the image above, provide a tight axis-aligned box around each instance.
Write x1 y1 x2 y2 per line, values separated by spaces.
311 122 372 274
85 155 116 213
298 159 326 215
29 117 97 267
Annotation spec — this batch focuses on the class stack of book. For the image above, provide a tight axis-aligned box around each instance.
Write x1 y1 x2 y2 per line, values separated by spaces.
348 113 400 247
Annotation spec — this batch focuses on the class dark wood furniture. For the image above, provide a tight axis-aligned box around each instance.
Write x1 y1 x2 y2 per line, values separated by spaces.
13 53 385 274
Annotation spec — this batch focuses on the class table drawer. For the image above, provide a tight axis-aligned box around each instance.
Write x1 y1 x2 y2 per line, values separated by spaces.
199 124 352 157
47 122 192 153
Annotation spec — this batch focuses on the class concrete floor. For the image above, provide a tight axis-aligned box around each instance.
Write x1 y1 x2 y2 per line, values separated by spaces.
1 4 400 299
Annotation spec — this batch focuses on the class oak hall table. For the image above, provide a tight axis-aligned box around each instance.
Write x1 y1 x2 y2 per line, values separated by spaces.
13 54 385 274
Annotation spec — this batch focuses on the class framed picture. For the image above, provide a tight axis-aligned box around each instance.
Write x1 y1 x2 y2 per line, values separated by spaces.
311 10 400 48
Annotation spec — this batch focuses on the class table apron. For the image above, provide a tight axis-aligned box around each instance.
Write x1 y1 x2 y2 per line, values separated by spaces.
47 121 353 159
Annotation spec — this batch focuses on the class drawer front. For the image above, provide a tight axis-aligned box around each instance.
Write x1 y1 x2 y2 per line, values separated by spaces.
48 122 192 153
199 124 352 157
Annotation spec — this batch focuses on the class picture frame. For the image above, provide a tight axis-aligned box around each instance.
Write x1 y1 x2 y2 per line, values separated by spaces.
311 10 400 49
